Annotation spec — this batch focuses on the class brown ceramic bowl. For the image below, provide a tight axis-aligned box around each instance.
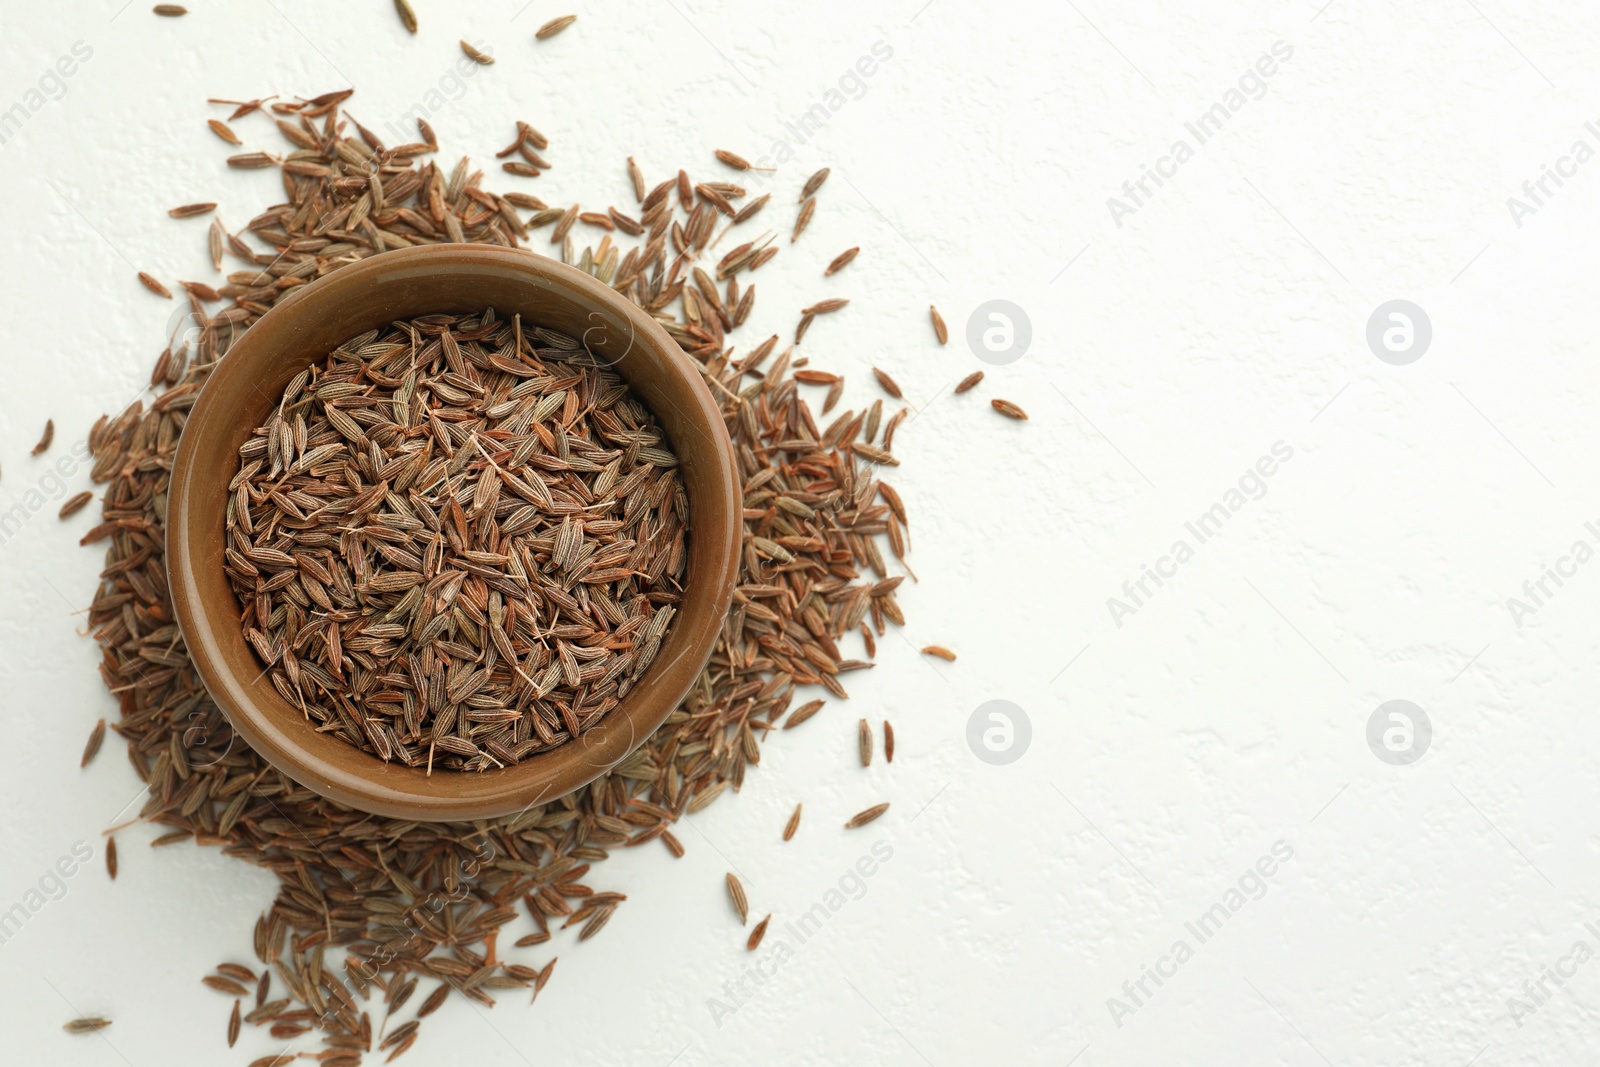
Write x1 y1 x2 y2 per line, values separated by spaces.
167 245 740 821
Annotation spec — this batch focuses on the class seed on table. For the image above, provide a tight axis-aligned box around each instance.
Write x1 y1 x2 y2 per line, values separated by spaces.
801 167 830 200
785 700 824 729
106 836 118 880
203 976 251 996
858 718 872 766
153 4 186 14
137 272 171 298
793 197 816 242
954 370 983 394
63 1018 111 1034
803 298 848 315
460 40 494 64
921 645 956 661
930 305 948 344
884 722 895 763
167 202 216 218
393 0 417 33
536 14 578 39
846 802 890 829
783 803 802 841
715 149 752 170
725 873 748 924
228 999 240 1047
824 247 858 275
991 398 1028 420
872 367 902 399
747 915 770 951
81 718 106 766
60 491 93 520
31 419 53 455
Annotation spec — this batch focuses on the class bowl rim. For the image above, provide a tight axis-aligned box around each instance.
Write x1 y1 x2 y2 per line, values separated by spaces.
166 244 741 821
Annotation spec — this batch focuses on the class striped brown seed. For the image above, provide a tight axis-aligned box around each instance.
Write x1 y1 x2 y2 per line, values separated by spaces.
930 305 948 344
63 1018 111 1034
168 202 216 218
872 367 902 399
153 4 186 14
394 0 417 33
725 873 748 924
858 718 872 766
846 803 890 829
792 197 816 242
954 370 983 394
138 272 172 298
715 149 751 170
207 119 241 145
60 491 93 519
801 167 830 200
106 836 118 880
32 419 54 455
785 700 824 729
991 398 1028 420
783 803 802 841
921 645 956 661
884 721 895 763
747 915 770 951
228 999 241 1047
824 247 858 275
536 14 577 39
460 40 495 64
81 718 105 766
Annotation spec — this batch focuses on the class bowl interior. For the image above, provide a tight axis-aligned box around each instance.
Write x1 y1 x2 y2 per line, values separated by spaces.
167 246 739 821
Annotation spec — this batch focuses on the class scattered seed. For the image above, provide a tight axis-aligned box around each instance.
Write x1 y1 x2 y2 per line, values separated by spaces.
846 802 890 828
63 1018 111 1034
81 718 106 767
800 167 830 200
747 914 770 951
60 491 93 519
783 804 802 841
872 367 902 399
803 298 848 315
31 419 54 455
168 202 216 218
203 975 251 996
137 272 172 298
921 645 956 661
725 873 748 924
991 398 1028 420
153 4 186 14
792 197 816 242
715 149 751 170
954 370 983 394
207 119 240 145
858 718 872 767
785 700 824 729
106 836 118 880
884 721 895 763
930 305 948 344
460 40 494 64
536 14 578 39
626 156 645 201
228 999 241 1047
824 247 858 276
393 0 417 33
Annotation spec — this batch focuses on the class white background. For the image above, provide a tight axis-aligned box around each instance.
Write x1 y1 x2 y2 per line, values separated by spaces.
1 1 1597 1064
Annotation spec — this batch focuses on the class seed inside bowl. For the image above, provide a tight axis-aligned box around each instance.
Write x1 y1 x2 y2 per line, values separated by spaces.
223 309 687 771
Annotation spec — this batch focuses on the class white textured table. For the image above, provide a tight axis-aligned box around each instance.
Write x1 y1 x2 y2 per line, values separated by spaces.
1 2 1596 1064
